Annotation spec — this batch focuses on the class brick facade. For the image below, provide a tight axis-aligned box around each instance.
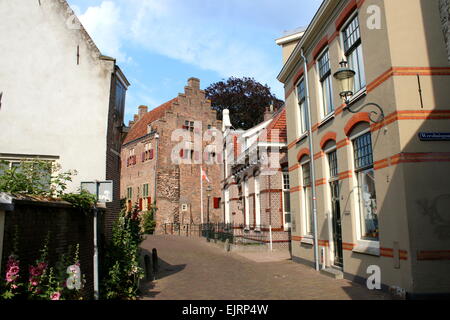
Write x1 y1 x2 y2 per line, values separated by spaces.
121 78 223 233
1 200 102 299
222 108 291 250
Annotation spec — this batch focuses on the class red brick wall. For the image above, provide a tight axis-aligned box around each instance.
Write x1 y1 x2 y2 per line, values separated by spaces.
1 201 100 299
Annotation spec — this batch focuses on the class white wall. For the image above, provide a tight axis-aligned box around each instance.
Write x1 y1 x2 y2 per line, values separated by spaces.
0 0 114 192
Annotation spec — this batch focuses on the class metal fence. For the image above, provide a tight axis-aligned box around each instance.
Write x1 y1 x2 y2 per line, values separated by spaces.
163 223 284 246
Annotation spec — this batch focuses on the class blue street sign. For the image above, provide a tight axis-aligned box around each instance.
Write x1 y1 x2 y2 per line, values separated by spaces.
418 132 450 141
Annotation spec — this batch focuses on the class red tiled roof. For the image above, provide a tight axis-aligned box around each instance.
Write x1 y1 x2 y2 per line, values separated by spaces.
123 98 177 145
260 108 287 143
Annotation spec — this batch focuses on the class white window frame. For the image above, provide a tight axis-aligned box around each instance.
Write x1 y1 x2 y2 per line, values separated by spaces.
350 128 380 253
282 169 291 231
296 77 309 136
316 48 334 119
224 187 230 224
243 178 250 229
254 174 261 230
300 158 313 237
340 12 366 96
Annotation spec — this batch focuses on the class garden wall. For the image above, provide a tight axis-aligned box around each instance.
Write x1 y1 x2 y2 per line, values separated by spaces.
1 199 105 299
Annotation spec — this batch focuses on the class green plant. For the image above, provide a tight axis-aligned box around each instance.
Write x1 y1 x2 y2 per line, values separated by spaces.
0 160 76 198
102 204 144 300
142 206 157 234
1 227 23 300
61 189 97 212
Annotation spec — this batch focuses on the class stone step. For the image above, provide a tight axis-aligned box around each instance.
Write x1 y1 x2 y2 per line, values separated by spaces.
320 267 344 280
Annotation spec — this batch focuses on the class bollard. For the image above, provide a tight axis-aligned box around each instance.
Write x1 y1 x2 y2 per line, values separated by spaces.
144 254 152 280
152 248 159 280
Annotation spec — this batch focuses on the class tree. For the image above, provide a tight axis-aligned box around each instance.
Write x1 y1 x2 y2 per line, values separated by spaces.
205 77 284 130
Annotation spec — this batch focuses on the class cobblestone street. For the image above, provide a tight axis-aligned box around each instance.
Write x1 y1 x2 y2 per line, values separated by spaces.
139 235 390 300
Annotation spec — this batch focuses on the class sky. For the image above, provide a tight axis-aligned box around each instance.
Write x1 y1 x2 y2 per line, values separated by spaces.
67 0 323 123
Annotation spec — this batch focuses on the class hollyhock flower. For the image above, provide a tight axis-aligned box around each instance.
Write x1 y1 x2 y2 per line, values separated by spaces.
11 285 18 289
37 262 47 270
6 272 16 283
51 292 61 300
8 265 19 275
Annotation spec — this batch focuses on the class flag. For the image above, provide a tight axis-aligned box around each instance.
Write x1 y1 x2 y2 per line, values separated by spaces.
202 167 210 183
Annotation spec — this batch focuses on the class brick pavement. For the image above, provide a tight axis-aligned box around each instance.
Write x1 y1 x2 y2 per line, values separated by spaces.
139 235 390 300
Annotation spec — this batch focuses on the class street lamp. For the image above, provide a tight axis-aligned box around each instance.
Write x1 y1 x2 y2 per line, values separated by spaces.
333 59 385 123
206 185 212 224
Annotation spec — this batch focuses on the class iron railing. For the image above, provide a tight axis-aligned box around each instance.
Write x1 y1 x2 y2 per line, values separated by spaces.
163 223 286 246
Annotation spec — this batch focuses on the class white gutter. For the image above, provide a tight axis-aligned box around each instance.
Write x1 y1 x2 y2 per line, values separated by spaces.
301 48 320 272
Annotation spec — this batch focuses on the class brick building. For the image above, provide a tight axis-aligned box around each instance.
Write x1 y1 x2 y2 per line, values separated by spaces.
121 78 223 233
222 106 291 249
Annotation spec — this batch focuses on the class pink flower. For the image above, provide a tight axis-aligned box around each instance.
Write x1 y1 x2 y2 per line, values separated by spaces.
51 292 61 300
30 266 43 277
37 262 47 270
8 265 19 275
6 272 16 283
30 279 39 286
11 284 18 289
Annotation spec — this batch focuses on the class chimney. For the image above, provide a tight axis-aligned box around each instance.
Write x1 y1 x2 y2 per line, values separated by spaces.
264 104 274 121
138 105 148 120
133 114 139 123
188 77 200 90
222 109 232 132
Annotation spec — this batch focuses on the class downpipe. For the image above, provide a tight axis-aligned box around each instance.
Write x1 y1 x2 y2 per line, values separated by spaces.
301 48 320 272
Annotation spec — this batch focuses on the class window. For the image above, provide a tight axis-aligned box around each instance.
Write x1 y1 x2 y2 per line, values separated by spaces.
143 184 149 198
243 178 250 228
184 120 194 132
254 175 261 228
353 132 378 241
302 162 313 235
342 15 366 93
296 79 309 134
115 79 127 119
282 170 291 229
318 50 334 117
328 151 338 179
127 187 133 200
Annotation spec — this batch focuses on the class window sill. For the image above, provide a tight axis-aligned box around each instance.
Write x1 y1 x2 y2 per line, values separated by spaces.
295 132 309 145
347 88 367 107
318 112 335 128
300 236 314 245
352 240 380 257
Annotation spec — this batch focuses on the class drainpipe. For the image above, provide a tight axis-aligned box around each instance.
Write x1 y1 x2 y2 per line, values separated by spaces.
153 132 160 205
301 48 320 271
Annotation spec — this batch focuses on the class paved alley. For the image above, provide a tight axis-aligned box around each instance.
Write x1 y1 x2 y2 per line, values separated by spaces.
139 235 390 300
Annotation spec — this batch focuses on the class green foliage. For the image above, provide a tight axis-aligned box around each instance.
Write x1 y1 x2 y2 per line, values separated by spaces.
205 77 284 130
102 204 144 300
142 206 157 234
61 189 97 212
1 230 85 301
0 160 77 198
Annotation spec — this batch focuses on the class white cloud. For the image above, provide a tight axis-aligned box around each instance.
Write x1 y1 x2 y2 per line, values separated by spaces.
71 0 322 97
76 1 130 63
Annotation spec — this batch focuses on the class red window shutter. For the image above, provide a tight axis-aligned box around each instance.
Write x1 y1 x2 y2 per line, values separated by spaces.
142 152 145 162
180 149 184 158
139 198 143 210
147 197 151 207
213 197 220 209
149 150 154 160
